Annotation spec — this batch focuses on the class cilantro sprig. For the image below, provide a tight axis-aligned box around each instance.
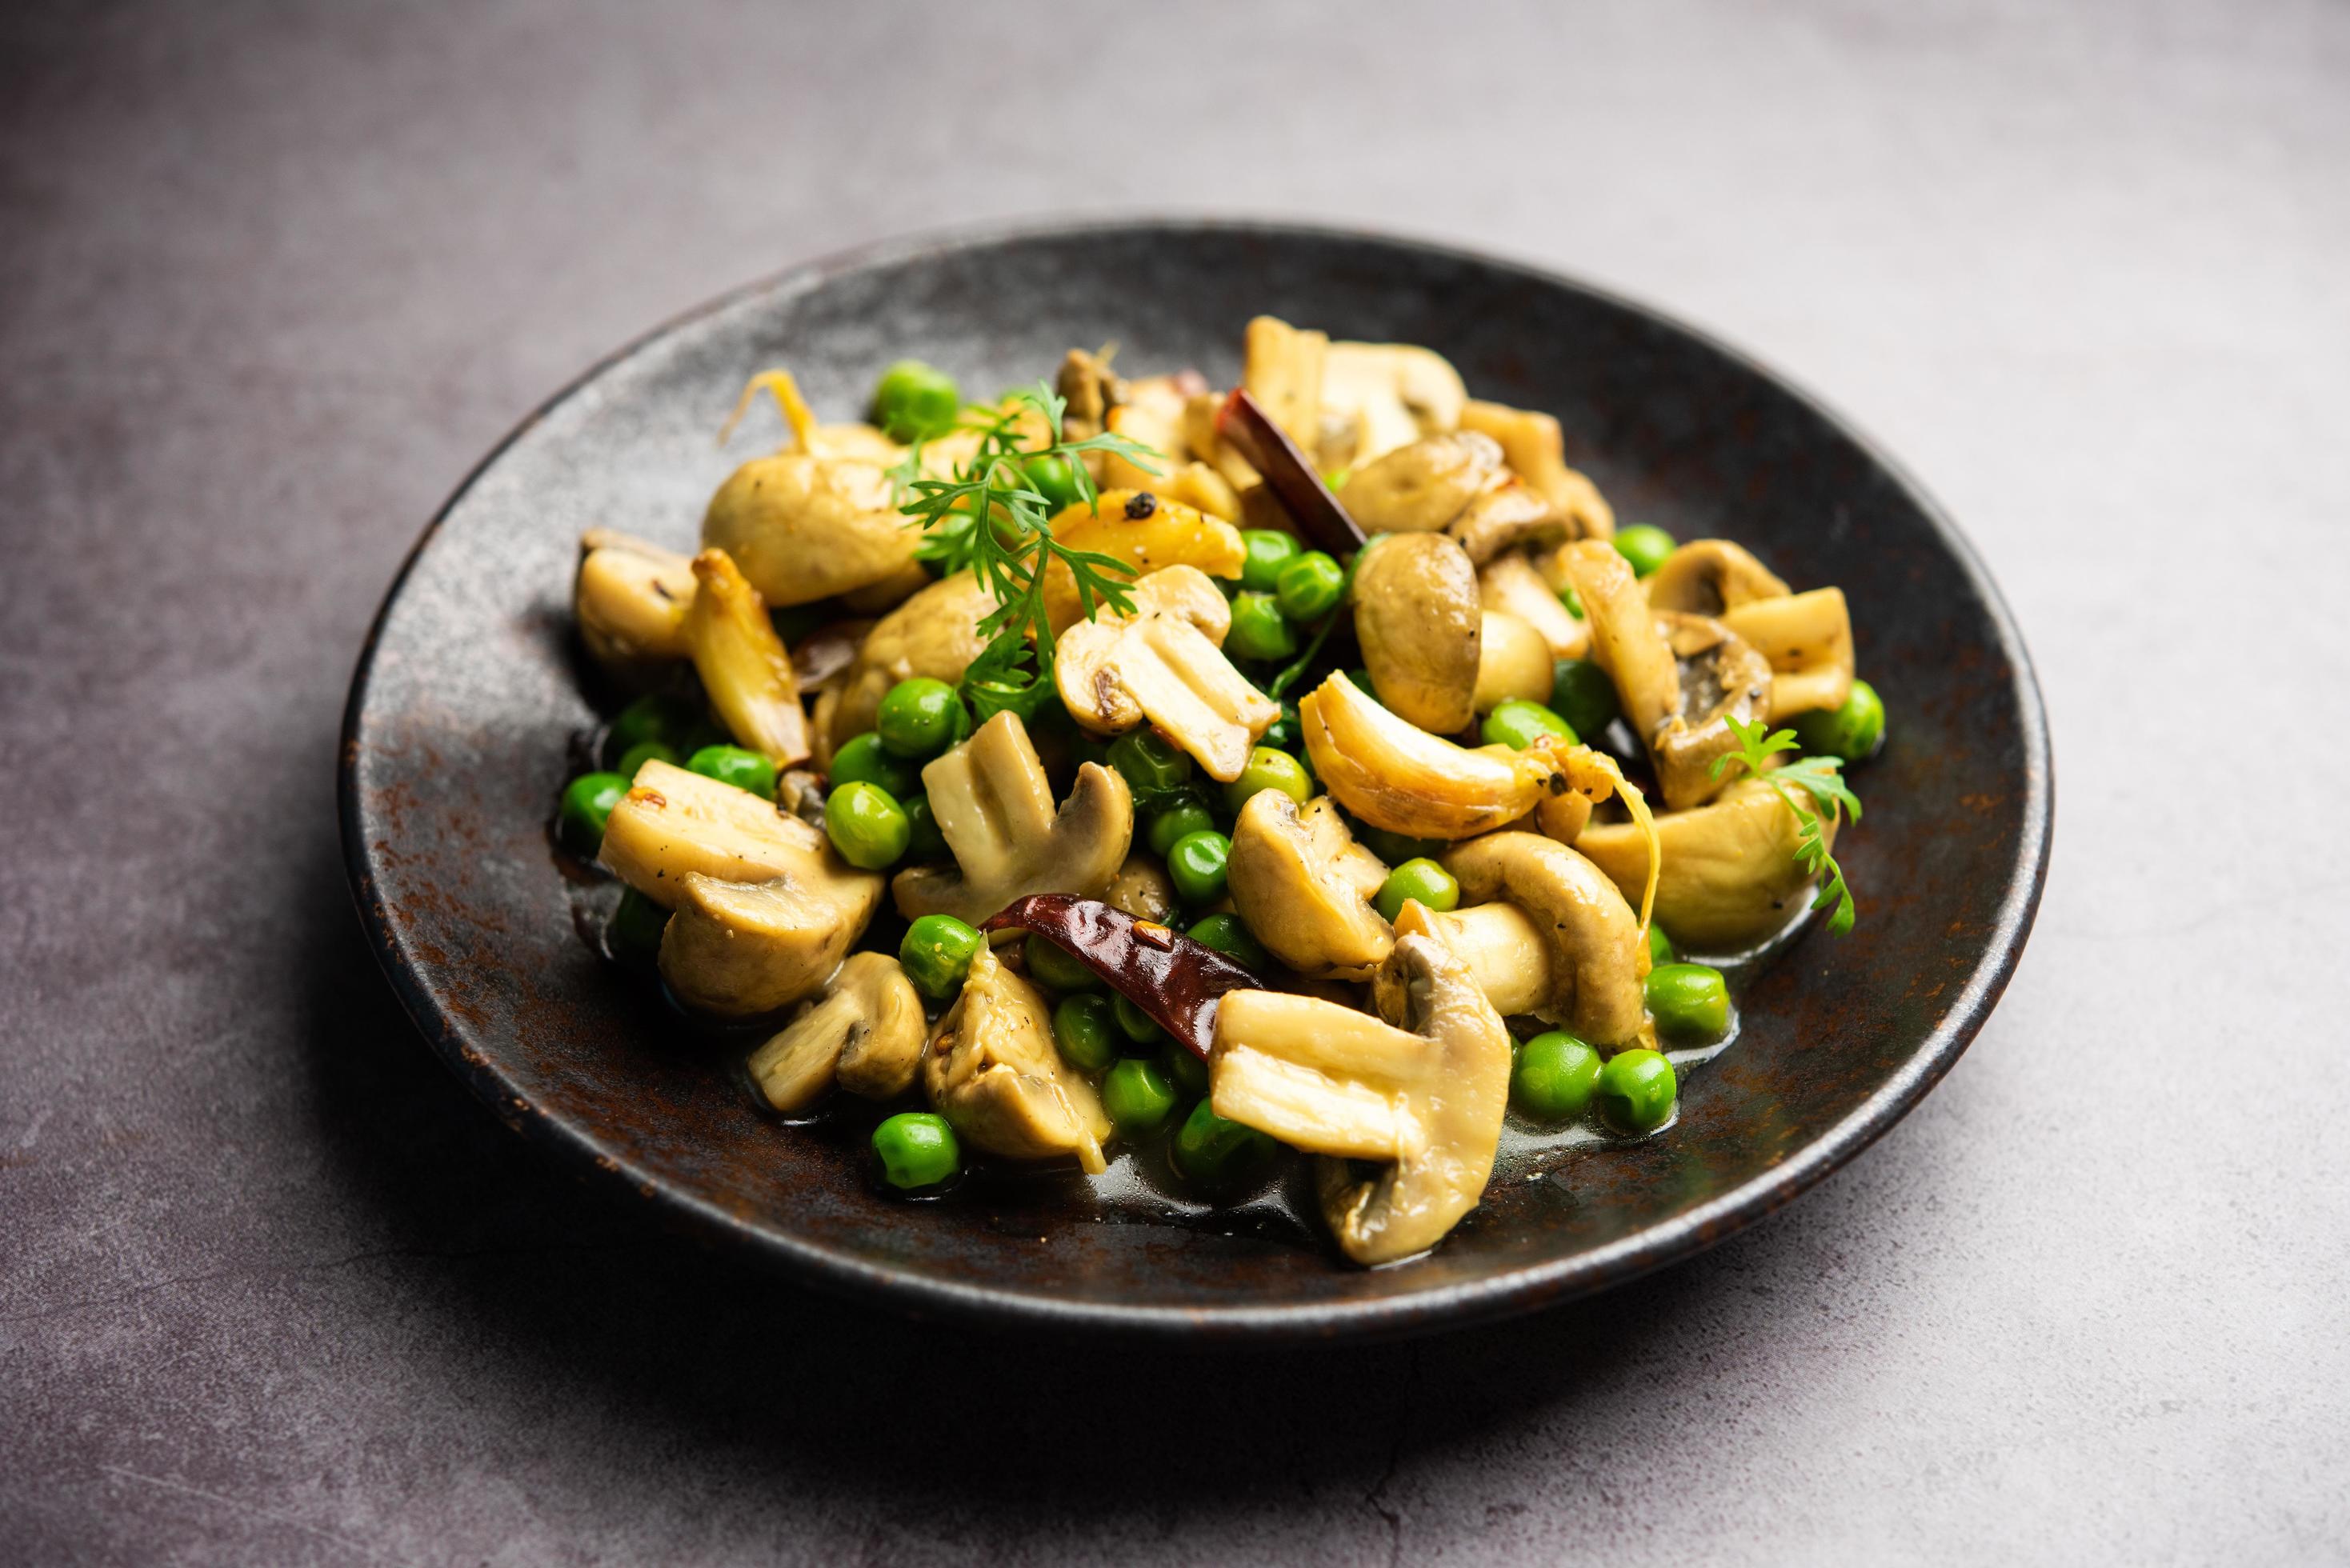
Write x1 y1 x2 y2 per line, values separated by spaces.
887 382 1163 718
1710 717 1864 935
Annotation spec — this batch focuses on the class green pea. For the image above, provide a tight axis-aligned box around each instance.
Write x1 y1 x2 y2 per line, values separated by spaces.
607 887 668 967
1647 923 1677 968
1023 454 1085 514
829 732 921 798
899 914 983 999
615 739 679 778
1559 585 1587 620
875 677 971 760
1025 933 1101 994
900 792 949 860
1113 993 1167 1046
1225 591 1298 662
558 771 630 853
1646 962 1731 1043
825 781 911 870
1612 523 1678 578
1187 913 1269 973
1166 829 1231 907
871 1111 962 1190
1238 529 1302 592
1481 699 1578 751
1172 1101 1279 1191
685 744 776 799
1052 994 1120 1075
1107 730 1193 794
1792 678 1887 762
1159 1042 1210 1098
1102 1057 1179 1134
1550 658 1623 741
1223 747 1312 816
1350 820 1443 867
1373 858 1459 922
870 358 963 442
1274 550 1346 622
1512 1030 1603 1121
604 694 697 766
1146 798 1219 859
1595 1048 1678 1132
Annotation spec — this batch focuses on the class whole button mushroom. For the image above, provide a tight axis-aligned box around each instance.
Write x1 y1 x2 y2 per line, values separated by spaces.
1225 791 1395 980
1350 531 1484 734
1575 776 1843 950
574 528 695 673
821 570 1000 754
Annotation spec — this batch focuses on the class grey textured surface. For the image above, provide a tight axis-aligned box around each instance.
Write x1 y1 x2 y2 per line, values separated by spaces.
2 1 2343 1562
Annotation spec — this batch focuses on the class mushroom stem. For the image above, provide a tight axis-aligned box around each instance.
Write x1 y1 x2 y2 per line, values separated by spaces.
1403 902 1552 1017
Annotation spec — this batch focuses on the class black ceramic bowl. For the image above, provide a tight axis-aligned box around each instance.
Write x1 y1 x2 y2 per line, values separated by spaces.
340 220 2050 1341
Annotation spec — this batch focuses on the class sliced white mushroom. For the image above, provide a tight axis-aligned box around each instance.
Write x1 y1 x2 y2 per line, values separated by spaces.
1226 792 1393 979
656 854 886 1019
1719 588 1855 721
1471 610 1558 713
601 758 839 907
1351 532 1483 734
683 548 810 766
1242 315 1327 458
1319 341 1467 469
1342 430 1566 564
1573 777 1839 950
701 370 921 606
1099 374 1192 492
1210 933 1511 1266
891 710 1135 925
746 951 925 1111
1423 831 1647 1043
1479 549 1591 660
1459 399 1615 540
1054 566 1279 782
1297 671 1557 841
1644 539 1790 615
924 943 1111 1173
826 570 999 752
576 529 695 668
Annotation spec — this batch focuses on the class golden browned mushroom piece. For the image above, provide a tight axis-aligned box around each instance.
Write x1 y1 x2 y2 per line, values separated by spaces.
1403 833 1647 1043
1351 532 1484 734
601 759 852 907
1318 341 1468 470
700 370 922 607
1459 399 1615 540
575 529 695 670
683 549 811 766
1039 490 1245 634
1720 589 1855 721
1208 933 1511 1265
1297 671 1557 841
1479 550 1591 660
1054 566 1279 782
1559 541 1772 811
1242 315 1327 459
747 952 926 1112
1225 792 1393 979
1343 430 1567 566
891 711 1134 926
822 570 1000 753
1574 777 1840 950
655 860 884 1018
1644 539 1790 615
924 942 1111 1173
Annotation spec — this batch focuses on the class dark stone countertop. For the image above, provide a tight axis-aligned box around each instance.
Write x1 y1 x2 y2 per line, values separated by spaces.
5 2 2344 1562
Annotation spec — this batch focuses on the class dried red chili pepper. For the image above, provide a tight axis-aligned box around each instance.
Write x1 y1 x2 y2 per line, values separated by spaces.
982 894 1261 1058
1212 388 1365 555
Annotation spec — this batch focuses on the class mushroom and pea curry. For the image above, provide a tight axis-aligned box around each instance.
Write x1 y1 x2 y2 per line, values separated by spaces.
556 318 1886 1266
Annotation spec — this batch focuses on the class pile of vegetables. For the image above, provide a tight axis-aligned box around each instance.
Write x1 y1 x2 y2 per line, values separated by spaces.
554 318 1886 1266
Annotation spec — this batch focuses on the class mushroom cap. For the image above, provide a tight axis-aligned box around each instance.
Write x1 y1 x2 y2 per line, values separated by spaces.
1054 566 1278 782
923 944 1110 1172
1319 340 1468 468
826 570 1000 750
1324 933 1513 1265
1478 549 1591 660
1040 490 1245 634
891 710 1135 926
1643 539 1791 616
746 951 925 1113
658 862 885 1019
1719 587 1855 722
600 758 840 909
1576 777 1839 950
1440 831 1647 1044
1297 671 1556 841
1459 398 1615 540
1341 430 1508 534
700 451 919 607
1471 609 1559 713
1447 478 1566 566
1226 792 1394 979
575 529 695 668
1102 850 1176 925
1651 610 1775 811
1351 532 1484 734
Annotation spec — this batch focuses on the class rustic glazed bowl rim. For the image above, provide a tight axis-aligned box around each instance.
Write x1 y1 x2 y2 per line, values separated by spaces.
339 216 2053 1342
